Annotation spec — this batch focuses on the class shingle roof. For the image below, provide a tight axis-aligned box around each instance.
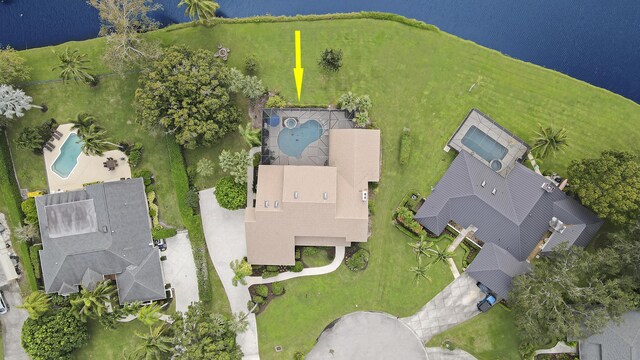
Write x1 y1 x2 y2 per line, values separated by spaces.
36 179 165 304
465 243 530 300
580 311 640 360
414 152 603 261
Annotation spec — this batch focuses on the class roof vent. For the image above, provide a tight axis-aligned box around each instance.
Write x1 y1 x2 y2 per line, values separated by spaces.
102 225 108 233
361 190 368 202
274 200 279 208
541 182 555 193
491 188 497 195
549 217 566 233
481 180 486 188
323 192 328 200
264 200 269 208
293 191 299 199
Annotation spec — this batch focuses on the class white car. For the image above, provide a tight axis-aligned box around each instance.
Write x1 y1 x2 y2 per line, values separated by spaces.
0 291 8 315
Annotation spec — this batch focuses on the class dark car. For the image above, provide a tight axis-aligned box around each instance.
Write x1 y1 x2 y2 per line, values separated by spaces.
477 294 496 312
0 291 9 315
155 239 167 252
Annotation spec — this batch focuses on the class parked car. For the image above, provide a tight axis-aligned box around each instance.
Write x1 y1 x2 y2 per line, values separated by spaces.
0 291 9 315
477 294 496 312
155 239 167 251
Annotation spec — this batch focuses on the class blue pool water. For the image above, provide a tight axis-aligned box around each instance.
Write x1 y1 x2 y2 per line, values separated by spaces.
277 120 322 158
52 133 83 178
461 126 508 163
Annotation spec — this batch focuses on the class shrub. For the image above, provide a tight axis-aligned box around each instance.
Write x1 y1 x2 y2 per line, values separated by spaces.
21 198 38 225
294 352 305 360
265 94 287 108
318 48 343 72
346 248 369 271
302 247 319 256
247 300 258 313
127 147 142 167
395 206 424 235
353 111 369 128
152 226 177 240
252 295 265 304
21 308 89 360
262 271 279 279
266 265 280 272
295 248 301 260
215 176 247 210
29 245 42 280
271 282 285 296
368 202 376 215
134 169 153 181
255 285 269 298
148 206 157 218
291 261 304 272
185 189 199 212
15 126 45 152
244 54 259 75
399 128 411 166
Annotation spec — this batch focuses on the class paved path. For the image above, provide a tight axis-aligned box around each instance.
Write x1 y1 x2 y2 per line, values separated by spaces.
534 341 577 356
199 188 259 360
2 282 29 360
246 247 345 286
162 231 200 313
402 273 483 342
444 225 477 279
425 347 477 359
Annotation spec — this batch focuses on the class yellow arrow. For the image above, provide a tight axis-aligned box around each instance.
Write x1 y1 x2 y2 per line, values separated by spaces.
293 30 303 101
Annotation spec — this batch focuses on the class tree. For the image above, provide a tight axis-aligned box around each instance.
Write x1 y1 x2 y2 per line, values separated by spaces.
137 303 163 327
14 224 40 245
0 46 30 85
244 54 259 75
229 312 250 334
214 176 247 210
427 244 453 264
338 92 358 113
318 48 343 72
608 223 640 287
79 125 113 156
15 126 45 151
171 302 243 359
0 85 40 121
568 150 640 224
196 158 215 177
18 291 50 320
129 324 173 360
88 0 162 73
238 122 261 147
338 92 372 127
52 47 95 85
135 46 240 148
239 75 266 100
407 236 433 261
178 0 219 22
531 124 569 159
70 113 101 138
230 258 252 286
21 308 89 360
219 149 251 185
510 245 636 345
408 258 432 284
69 280 117 322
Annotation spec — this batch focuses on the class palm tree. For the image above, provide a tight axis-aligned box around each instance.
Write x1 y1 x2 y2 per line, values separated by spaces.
130 324 173 360
531 124 569 159
70 280 117 322
230 259 252 286
52 47 95 84
427 244 454 264
238 122 261 147
178 0 219 23
408 259 432 284
79 125 113 156
18 291 50 319
137 303 162 327
71 113 101 138
407 234 433 261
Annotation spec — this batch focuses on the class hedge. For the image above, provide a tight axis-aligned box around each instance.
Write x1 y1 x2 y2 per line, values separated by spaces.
29 244 42 280
0 133 38 291
166 136 212 302
399 128 411 166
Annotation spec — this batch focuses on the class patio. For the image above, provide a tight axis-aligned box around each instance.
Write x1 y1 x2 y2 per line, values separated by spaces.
43 123 132 193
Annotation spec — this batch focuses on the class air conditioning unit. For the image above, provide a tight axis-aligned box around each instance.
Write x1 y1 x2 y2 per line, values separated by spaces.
541 182 555 193
361 190 368 202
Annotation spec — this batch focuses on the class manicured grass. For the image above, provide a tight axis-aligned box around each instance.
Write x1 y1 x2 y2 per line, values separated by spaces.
427 306 521 360
71 319 149 360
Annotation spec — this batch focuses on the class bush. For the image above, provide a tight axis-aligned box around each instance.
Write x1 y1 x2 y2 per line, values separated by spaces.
271 282 285 296
148 206 157 218
247 300 258 313
255 285 269 298
399 128 411 166
291 261 304 272
294 352 305 360
215 176 247 210
261 271 279 279
252 295 265 304
185 189 199 212
302 247 319 256
266 265 280 272
346 248 369 271
265 95 287 108
152 226 177 240
295 248 301 260
21 308 89 360
21 198 38 225
29 245 42 280
127 144 143 168
395 206 424 235
318 48 343 72
244 54 259 75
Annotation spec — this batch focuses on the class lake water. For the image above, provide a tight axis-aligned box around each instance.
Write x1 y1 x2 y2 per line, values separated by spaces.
1 0 639 103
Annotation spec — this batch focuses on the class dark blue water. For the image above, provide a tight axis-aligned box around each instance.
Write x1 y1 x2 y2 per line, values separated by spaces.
1 0 639 103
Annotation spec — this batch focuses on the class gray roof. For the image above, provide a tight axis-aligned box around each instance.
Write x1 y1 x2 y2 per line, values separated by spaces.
580 312 640 360
36 179 165 304
465 243 530 300
415 151 603 261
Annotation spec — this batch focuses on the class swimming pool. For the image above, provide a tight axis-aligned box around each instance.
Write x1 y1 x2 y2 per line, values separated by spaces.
277 120 323 158
461 125 508 164
51 133 83 178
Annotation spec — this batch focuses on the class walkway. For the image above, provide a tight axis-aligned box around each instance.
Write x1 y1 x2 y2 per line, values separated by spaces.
2 282 29 360
162 230 200 313
199 188 259 360
534 341 577 356
401 273 483 342
445 225 477 279
246 247 345 286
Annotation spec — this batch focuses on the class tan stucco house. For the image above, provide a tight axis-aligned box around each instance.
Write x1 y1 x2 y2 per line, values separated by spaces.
245 128 381 265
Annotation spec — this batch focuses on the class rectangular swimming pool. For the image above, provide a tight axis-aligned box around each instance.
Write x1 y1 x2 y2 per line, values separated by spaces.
52 133 83 178
461 125 508 162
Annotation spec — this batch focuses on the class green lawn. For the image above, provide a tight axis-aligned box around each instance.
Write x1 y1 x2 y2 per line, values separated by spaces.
71 319 149 360
427 306 521 360
300 247 335 268
11 13 640 360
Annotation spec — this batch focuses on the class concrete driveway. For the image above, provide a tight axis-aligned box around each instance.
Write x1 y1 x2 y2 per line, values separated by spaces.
162 231 200 313
199 188 259 360
2 282 29 360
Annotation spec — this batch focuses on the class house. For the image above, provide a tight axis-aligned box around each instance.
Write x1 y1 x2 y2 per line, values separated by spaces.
415 110 603 300
35 179 166 304
579 311 640 360
245 113 381 265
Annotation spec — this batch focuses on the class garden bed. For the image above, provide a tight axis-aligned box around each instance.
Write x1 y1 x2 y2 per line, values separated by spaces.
247 282 285 315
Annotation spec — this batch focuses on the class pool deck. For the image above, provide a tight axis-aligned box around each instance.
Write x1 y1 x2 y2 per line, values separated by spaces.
43 123 132 193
